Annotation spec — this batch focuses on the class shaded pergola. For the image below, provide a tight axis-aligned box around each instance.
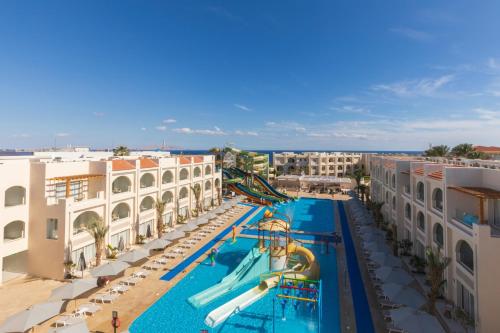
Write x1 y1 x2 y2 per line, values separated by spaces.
46 174 104 198
448 186 500 224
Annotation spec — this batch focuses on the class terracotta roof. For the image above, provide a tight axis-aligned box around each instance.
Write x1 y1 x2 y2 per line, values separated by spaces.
428 170 443 180
448 186 500 199
179 156 191 165
193 156 204 163
474 146 500 154
384 161 396 169
413 168 424 176
112 160 136 171
140 158 159 169
400 170 410 175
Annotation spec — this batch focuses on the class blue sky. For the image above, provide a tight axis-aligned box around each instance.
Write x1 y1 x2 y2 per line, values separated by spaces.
1 1 500 150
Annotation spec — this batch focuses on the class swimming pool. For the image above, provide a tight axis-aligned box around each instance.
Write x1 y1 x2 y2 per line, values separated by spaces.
130 198 340 333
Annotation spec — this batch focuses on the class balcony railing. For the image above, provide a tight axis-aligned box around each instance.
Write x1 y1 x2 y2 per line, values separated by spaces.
454 209 478 228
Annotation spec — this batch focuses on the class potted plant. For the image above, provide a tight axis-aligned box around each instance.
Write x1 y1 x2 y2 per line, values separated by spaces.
63 260 76 279
106 244 118 259
410 255 426 274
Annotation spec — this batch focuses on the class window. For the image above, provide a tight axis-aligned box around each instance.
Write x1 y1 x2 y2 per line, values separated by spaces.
405 203 411 220
163 212 173 227
194 167 201 178
47 218 58 240
214 178 220 188
112 176 131 194
205 180 212 191
493 200 500 227
417 212 425 231
415 241 425 259
434 224 444 247
391 174 396 188
162 170 174 184
140 173 155 188
456 280 475 320
162 191 173 204
179 206 188 218
385 171 389 184
179 187 188 199
4 186 26 207
432 188 443 212
73 211 100 235
110 230 129 248
179 168 189 181
4 220 25 240
205 165 212 175
457 241 474 273
416 182 425 202
71 243 96 266
392 196 396 210
140 196 154 212
139 220 154 237
112 203 130 221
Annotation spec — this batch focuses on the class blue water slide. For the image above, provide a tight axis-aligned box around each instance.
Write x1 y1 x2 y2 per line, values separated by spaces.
253 172 292 201
188 248 269 308
232 183 280 204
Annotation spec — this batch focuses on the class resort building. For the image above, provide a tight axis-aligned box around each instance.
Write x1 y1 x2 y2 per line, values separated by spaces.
225 148 275 180
370 155 500 333
0 153 221 284
273 152 362 177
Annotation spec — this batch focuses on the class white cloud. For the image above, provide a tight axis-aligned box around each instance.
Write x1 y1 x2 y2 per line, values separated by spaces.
372 75 454 97
331 105 370 114
12 133 30 138
173 126 227 136
93 112 105 117
155 126 167 131
234 130 258 136
55 133 69 137
163 119 176 124
234 104 252 112
140 127 147 131
487 58 500 70
390 27 434 42
265 121 306 132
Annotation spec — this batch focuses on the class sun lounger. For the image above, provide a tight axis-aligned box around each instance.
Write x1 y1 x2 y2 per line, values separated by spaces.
54 315 84 327
109 284 130 294
121 277 141 286
143 262 162 270
380 301 401 309
76 303 101 316
154 257 168 265
387 327 405 333
91 293 119 303
132 270 150 278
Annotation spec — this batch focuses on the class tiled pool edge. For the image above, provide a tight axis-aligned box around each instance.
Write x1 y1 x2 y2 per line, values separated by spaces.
160 204 260 281
337 201 375 333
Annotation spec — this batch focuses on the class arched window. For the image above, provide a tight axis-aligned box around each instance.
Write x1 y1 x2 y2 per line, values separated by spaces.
432 188 443 212
405 203 411 220
73 211 100 235
417 211 425 231
140 196 154 212
179 168 189 181
385 171 389 184
4 220 25 240
391 174 396 188
392 196 396 210
194 167 201 178
162 191 173 204
112 203 130 221
4 186 26 207
140 173 155 188
162 170 174 184
215 178 221 188
179 187 188 199
434 224 444 246
416 182 425 202
385 191 389 204
205 165 212 175
457 241 474 273
112 176 131 194
205 180 212 191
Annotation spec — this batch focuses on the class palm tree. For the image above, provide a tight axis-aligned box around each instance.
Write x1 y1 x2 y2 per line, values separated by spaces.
451 143 474 157
358 184 367 203
425 246 451 313
209 147 223 171
465 150 488 160
365 185 371 206
351 168 365 196
155 197 166 238
113 146 130 156
371 201 384 228
191 184 202 215
424 145 450 157
84 216 108 266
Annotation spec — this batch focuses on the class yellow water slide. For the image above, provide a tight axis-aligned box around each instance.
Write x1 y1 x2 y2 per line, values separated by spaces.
286 243 320 280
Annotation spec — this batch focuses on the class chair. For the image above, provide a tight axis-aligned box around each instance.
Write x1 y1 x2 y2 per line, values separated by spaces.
109 284 130 294
91 293 119 303
76 303 101 316
54 315 84 327
154 257 168 265
133 270 150 278
121 277 141 286
143 262 162 270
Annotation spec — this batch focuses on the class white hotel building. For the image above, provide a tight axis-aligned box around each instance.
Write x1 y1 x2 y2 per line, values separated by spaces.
0 153 221 284
273 152 362 177
369 155 500 333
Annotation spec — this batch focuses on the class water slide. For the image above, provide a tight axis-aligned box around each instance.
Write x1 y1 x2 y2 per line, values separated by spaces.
228 183 278 205
204 276 280 328
233 167 292 201
188 249 270 308
285 243 320 280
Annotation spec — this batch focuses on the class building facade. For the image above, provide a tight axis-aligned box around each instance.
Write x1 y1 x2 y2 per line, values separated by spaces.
273 152 362 177
0 153 221 284
370 155 500 333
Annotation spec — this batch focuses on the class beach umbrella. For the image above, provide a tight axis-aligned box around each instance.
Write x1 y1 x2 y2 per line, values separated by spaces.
0 301 65 333
177 222 198 232
214 207 226 214
77 252 87 278
48 319 89 333
162 229 185 241
196 217 209 226
382 283 426 309
206 212 217 220
143 238 171 251
118 248 150 264
48 278 98 301
117 237 125 252
369 252 402 268
146 225 152 238
389 307 445 333
222 203 232 210
90 261 130 277
374 267 413 285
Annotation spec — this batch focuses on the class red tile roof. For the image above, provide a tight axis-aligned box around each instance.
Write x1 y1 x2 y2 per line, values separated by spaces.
112 160 136 171
140 158 159 169
428 170 443 180
474 146 500 154
413 168 424 176
179 156 191 165
193 156 204 163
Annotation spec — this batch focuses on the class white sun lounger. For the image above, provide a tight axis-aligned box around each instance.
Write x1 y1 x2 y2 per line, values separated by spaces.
154 257 168 265
121 277 141 285
109 284 130 294
132 271 150 278
92 293 119 303
77 303 101 316
143 262 162 270
54 315 84 327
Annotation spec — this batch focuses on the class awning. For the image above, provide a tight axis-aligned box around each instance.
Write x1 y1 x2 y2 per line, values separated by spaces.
448 186 500 199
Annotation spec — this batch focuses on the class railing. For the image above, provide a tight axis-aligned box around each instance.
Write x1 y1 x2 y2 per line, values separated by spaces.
454 209 478 228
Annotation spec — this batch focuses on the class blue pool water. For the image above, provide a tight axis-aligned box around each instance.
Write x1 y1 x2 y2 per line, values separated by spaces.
245 198 335 233
130 198 340 333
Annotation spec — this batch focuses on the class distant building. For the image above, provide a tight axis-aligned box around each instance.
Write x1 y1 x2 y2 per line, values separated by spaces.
225 148 274 180
273 152 362 177
474 146 500 160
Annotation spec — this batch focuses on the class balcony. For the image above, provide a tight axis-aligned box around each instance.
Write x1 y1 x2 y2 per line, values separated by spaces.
140 173 155 189
453 209 478 229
